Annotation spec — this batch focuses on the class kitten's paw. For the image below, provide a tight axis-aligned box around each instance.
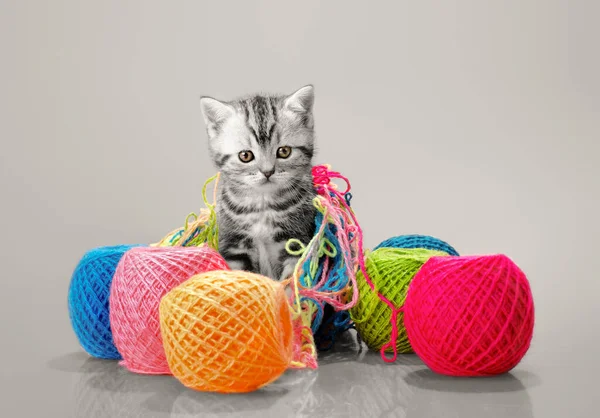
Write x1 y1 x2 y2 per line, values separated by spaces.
226 259 246 272
279 260 297 282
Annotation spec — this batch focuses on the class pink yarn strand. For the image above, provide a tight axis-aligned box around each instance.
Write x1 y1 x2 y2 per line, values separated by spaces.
303 166 361 310
314 166 405 362
292 164 406 364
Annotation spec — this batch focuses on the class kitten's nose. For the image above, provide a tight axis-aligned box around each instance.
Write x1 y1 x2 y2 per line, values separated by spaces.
261 169 275 179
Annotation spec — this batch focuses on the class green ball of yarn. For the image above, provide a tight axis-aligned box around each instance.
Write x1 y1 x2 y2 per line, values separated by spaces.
350 247 448 355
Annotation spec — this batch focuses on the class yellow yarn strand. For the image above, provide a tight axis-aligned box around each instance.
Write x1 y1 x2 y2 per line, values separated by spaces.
282 195 337 368
152 173 220 250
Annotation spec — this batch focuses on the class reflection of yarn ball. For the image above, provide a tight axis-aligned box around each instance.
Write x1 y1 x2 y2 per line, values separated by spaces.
73 358 181 418
159 270 293 393
301 357 416 417
68 245 138 359
405 370 533 418
374 234 459 256
109 246 229 374
350 248 448 354
404 254 535 376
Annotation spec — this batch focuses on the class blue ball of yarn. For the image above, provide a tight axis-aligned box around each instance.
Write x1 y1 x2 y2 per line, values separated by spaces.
68 245 139 359
373 234 459 256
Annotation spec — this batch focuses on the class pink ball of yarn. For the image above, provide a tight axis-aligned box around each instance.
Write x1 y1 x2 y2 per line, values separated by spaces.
109 246 229 374
404 254 535 376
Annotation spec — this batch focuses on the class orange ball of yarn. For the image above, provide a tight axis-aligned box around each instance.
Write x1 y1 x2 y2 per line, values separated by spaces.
159 270 294 393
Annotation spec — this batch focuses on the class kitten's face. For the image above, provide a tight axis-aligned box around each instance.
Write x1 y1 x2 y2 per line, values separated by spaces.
200 86 315 191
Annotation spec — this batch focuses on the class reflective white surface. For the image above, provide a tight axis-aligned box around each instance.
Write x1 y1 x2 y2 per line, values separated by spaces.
43 331 547 418
2 0 599 417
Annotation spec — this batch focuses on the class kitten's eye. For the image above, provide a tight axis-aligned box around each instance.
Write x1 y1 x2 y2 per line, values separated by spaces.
277 146 292 159
238 151 254 163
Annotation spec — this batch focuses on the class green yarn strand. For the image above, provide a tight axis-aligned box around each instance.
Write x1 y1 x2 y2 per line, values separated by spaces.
186 174 219 250
153 174 220 250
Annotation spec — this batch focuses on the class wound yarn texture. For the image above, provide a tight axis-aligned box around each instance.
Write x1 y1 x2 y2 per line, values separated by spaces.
374 234 459 256
160 270 293 393
350 248 448 358
404 254 535 376
153 164 370 364
109 246 229 374
286 165 367 360
68 245 139 359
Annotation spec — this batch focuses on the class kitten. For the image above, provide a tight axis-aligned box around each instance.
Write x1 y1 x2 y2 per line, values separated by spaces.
200 85 317 281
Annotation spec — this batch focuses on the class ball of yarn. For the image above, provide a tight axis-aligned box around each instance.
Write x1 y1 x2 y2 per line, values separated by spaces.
109 246 229 374
68 245 138 359
374 234 459 256
159 270 293 393
404 254 535 376
349 248 448 356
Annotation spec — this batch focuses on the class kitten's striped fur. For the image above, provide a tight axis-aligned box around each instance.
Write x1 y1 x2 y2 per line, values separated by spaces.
200 86 317 281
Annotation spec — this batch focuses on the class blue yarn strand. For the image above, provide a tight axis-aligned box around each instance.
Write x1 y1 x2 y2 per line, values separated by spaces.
301 207 355 348
344 192 353 206
373 234 459 256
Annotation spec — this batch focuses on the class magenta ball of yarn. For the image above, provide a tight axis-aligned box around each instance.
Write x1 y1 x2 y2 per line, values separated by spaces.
109 246 229 375
404 254 535 376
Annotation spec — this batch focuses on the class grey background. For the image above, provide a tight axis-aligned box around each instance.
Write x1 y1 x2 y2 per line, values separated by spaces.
1 1 598 417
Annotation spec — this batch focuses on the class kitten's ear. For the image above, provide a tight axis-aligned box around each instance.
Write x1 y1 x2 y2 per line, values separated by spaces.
200 97 234 131
284 85 314 114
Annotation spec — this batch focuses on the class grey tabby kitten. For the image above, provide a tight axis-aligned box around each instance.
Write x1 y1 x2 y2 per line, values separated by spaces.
200 85 317 281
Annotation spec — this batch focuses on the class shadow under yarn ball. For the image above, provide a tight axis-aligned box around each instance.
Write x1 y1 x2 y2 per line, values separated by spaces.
294 361 417 417
404 369 533 418
349 248 449 355
169 371 319 417
374 234 459 256
72 357 181 418
68 245 139 359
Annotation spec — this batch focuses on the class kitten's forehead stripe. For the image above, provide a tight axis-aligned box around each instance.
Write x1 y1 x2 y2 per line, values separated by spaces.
255 96 269 146
241 95 279 147
270 97 279 122
249 126 259 143
243 103 250 123
268 125 276 143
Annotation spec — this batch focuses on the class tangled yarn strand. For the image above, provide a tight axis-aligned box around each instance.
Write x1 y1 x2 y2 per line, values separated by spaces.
314 165 406 362
153 173 220 249
309 165 361 308
362 264 406 362
286 164 376 364
284 200 330 369
318 170 406 362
